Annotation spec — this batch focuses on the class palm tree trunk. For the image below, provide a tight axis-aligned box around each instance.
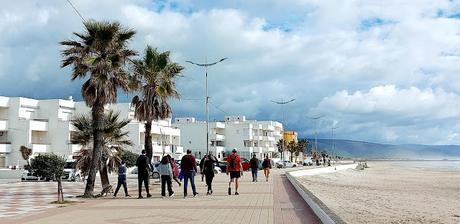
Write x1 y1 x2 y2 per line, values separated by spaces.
99 162 111 194
144 121 153 162
83 103 104 197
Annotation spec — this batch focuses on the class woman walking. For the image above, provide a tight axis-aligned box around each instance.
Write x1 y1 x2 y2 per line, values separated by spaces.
168 155 181 186
158 156 174 197
262 156 272 182
203 154 217 195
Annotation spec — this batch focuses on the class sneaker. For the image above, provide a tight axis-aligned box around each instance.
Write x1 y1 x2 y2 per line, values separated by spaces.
169 193 175 197
228 187 231 195
235 192 239 195
147 194 152 198
210 190 213 195
112 195 116 198
125 195 131 197
137 195 143 199
193 193 199 197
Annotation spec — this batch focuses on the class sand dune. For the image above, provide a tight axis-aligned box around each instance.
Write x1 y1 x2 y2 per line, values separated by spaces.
297 162 460 224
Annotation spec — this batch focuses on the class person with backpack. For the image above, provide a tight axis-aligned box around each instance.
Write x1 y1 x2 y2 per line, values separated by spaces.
226 148 243 195
180 149 198 198
158 156 174 198
249 154 259 182
136 150 152 199
262 155 272 182
203 153 218 195
113 160 130 197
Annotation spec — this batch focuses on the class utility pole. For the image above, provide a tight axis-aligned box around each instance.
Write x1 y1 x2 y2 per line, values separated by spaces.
186 58 227 156
307 115 324 165
271 98 296 161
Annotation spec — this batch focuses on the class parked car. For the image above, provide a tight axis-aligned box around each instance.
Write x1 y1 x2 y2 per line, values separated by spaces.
303 158 314 166
131 162 160 179
21 170 39 181
63 161 82 181
283 160 297 168
222 157 250 171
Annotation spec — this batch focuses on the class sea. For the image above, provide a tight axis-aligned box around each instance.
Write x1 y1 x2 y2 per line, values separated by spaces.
392 160 460 171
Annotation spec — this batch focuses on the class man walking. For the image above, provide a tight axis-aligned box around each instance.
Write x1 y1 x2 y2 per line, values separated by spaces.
136 150 152 199
227 148 243 195
113 160 130 197
180 149 198 198
249 154 259 182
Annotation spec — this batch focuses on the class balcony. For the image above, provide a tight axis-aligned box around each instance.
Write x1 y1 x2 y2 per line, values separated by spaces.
210 122 225 129
210 133 225 141
32 144 49 153
30 119 48 131
0 142 11 153
262 136 275 142
0 120 7 131
0 96 9 107
152 145 171 154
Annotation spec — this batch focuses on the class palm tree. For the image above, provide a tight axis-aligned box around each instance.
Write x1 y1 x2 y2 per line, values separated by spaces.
130 46 183 161
276 139 285 160
60 20 136 197
286 140 297 161
296 138 309 162
71 110 133 196
19 146 32 168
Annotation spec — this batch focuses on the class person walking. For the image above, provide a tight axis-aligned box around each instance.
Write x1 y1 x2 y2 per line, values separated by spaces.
180 149 198 198
136 150 152 199
168 156 181 186
262 155 272 182
249 154 259 182
203 153 218 195
227 148 243 195
113 160 130 197
199 154 206 182
158 156 174 198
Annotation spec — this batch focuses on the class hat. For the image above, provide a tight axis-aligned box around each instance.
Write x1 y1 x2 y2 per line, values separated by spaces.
232 148 237 153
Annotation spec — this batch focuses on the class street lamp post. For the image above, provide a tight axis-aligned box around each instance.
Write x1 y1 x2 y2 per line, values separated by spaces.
271 98 296 161
331 125 338 160
307 115 324 165
186 58 227 156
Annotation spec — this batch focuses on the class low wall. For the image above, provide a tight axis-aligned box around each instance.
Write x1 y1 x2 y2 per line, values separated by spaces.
286 164 358 224
0 169 22 179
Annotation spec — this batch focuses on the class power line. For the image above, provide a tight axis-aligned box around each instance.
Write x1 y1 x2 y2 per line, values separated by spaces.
209 101 229 115
65 0 86 22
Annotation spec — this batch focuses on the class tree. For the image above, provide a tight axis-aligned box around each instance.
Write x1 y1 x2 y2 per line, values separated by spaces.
296 138 309 162
19 146 32 168
286 140 297 162
120 149 138 168
71 110 133 196
29 153 66 203
61 21 136 197
276 139 284 160
130 46 183 161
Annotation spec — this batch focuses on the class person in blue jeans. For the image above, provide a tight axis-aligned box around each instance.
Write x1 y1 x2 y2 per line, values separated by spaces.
180 149 198 198
249 154 259 182
113 160 130 197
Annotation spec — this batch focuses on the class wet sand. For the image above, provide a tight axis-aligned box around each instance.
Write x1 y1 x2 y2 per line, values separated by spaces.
297 162 460 224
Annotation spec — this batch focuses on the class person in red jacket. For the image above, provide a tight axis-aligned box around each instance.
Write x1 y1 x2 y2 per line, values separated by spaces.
180 149 198 198
226 148 243 195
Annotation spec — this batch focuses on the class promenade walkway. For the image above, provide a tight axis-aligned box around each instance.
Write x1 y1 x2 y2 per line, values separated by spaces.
4 169 320 224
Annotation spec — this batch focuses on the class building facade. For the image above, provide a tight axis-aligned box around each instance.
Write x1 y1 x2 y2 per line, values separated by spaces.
0 96 182 168
173 115 283 160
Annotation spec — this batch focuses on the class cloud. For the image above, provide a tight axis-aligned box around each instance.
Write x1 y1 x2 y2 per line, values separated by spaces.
1 0 460 144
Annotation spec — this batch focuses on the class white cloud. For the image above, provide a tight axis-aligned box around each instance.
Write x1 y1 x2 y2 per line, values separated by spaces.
1 0 460 144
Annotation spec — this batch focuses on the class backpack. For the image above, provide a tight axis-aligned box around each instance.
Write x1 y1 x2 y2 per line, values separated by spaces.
229 156 236 169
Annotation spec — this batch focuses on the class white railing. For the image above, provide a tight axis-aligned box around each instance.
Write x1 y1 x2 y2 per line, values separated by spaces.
32 144 49 153
30 119 48 131
0 143 11 153
0 120 7 130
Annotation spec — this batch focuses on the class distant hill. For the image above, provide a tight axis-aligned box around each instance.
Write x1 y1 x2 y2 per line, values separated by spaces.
306 139 460 159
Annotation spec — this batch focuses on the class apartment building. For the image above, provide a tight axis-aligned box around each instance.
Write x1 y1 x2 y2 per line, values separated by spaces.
0 96 182 168
173 115 283 160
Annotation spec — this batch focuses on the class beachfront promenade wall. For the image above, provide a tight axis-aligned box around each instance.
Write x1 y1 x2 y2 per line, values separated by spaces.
286 164 358 224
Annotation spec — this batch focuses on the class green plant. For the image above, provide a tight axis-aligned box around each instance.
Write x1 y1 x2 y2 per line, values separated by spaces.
120 149 138 168
29 153 66 203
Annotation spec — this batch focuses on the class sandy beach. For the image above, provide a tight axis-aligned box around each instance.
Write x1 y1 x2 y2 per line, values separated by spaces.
297 162 460 224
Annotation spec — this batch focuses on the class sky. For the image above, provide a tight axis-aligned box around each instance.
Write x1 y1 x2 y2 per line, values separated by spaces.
1 0 460 145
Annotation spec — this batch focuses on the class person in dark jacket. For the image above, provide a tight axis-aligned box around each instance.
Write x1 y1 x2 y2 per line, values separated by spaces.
262 155 272 182
113 160 130 197
249 154 259 182
136 150 152 199
180 149 198 198
203 153 217 195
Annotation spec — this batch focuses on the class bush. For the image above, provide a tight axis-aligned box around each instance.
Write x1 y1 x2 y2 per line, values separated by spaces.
120 149 139 168
29 153 66 180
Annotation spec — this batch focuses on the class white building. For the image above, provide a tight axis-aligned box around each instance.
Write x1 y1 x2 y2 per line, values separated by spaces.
173 115 283 160
0 96 182 168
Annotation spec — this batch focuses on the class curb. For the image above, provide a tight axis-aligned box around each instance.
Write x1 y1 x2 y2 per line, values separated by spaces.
286 171 347 224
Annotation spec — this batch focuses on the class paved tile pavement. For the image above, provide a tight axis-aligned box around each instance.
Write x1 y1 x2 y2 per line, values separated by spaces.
1 169 320 224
